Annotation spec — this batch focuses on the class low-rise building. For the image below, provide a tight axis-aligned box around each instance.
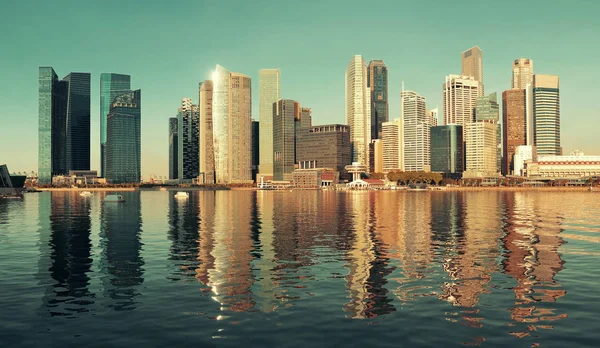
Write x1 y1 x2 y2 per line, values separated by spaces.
292 168 339 188
524 154 600 178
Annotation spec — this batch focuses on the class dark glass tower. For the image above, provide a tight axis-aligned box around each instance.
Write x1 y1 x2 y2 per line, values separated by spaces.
63 73 91 171
105 90 141 184
251 120 259 182
169 117 179 180
100 73 131 177
273 99 297 181
430 125 463 177
177 99 200 180
368 60 389 140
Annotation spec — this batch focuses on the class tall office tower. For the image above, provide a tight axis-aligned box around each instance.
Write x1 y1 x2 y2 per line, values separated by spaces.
346 55 371 170
461 46 484 96
502 90 527 175
199 80 215 184
382 118 403 172
212 65 252 184
258 69 280 179
443 75 480 127
105 90 141 184
512 58 534 90
427 108 438 127
533 75 560 155
402 90 429 172
273 99 298 181
296 124 352 180
475 92 501 172
63 73 91 171
371 139 383 173
368 60 389 140
100 73 130 177
38 67 68 184
251 120 259 182
177 98 200 180
464 122 497 177
168 117 178 180
430 125 463 176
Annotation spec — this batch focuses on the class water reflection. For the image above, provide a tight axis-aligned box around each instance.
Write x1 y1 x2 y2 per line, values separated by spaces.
168 194 200 280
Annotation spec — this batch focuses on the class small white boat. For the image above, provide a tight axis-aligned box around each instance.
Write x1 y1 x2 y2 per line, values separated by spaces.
174 191 189 199
80 191 93 197
104 194 125 203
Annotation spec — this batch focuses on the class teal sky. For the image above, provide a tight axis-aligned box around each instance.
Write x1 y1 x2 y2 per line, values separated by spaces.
1 0 599 177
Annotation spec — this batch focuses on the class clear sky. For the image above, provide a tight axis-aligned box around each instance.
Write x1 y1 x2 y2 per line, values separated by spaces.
1 0 599 177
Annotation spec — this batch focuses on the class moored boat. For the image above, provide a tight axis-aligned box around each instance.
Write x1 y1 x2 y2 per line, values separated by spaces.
80 191 93 197
104 194 125 203
174 191 189 199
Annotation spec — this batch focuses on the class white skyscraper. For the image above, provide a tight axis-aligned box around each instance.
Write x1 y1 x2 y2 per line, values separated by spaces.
512 58 534 90
382 118 403 172
345 55 371 170
402 90 429 172
258 69 280 179
199 80 214 184
443 75 480 129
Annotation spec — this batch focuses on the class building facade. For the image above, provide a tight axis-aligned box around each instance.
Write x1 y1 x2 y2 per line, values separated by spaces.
525 154 600 178
512 58 534 90
502 89 527 175
199 80 215 184
371 139 383 173
251 120 259 182
346 55 371 170
100 73 130 177
368 60 388 140
63 73 91 172
382 119 403 172
464 122 498 177
533 75 560 156
177 98 200 180
461 46 484 96
513 145 534 176
475 92 501 172
105 90 141 184
443 75 479 128
428 108 438 127
258 69 280 179
168 117 178 180
296 124 351 181
430 125 463 175
273 99 297 181
402 90 429 172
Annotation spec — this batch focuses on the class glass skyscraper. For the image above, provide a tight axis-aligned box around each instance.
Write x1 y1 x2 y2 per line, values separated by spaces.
368 60 388 140
258 69 280 179
177 98 200 180
273 99 297 181
533 75 560 155
63 72 91 171
475 92 501 172
169 117 178 180
100 73 131 177
431 125 463 176
105 90 141 184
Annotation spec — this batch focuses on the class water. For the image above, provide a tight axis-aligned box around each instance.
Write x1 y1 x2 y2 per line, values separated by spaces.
1 190 599 347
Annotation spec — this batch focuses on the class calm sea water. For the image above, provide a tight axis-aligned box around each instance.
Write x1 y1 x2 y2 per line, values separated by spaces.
1 190 599 347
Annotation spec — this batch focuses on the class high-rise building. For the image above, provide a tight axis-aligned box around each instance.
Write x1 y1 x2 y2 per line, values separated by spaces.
461 46 484 96
273 99 297 181
199 80 215 184
371 139 383 173
296 124 351 180
382 119 403 173
443 75 479 128
168 117 178 180
258 69 280 179
177 98 200 180
464 122 497 177
368 60 388 140
430 125 463 176
63 73 91 172
475 92 501 172
212 65 252 184
512 58 534 90
533 75 560 155
100 73 130 177
251 120 259 182
502 89 527 175
402 90 429 172
38 67 68 184
105 90 141 184
427 108 438 127
346 55 371 170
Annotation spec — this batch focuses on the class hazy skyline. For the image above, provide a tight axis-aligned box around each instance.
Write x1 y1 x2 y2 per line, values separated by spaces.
1 0 599 177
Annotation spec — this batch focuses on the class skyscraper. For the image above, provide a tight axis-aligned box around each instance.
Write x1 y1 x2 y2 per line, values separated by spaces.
430 125 463 176
38 67 68 184
63 73 90 172
502 89 527 175
382 118 403 172
296 124 352 180
443 75 479 128
346 55 371 170
100 73 130 177
273 99 298 181
512 58 534 90
533 75 560 155
402 90 429 172
105 90 141 184
212 65 252 184
427 108 438 127
199 80 215 184
258 69 280 179
368 60 388 140
177 98 200 180
251 120 259 182
475 92 501 172
168 117 178 180
461 46 484 96
464 122 497 177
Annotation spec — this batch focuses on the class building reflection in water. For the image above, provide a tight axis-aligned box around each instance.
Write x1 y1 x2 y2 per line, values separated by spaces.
502 192 567 338
38 192 94 317
99 192 144 311
168 193 200 280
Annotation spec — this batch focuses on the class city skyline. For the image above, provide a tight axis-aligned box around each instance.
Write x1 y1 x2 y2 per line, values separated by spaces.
2 0 599 177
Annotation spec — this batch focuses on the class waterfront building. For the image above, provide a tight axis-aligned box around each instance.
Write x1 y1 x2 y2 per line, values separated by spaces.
199 80 215 184
368 60 388 139
370 139 383 173
346 55 371 171
100 73 130 177
428 108 438 127
475 92 501 172
258 69 280 179
252 120 259 182
177 98 200 180
512 58 534 90
524 153 600 178
402 90 429 172
443 75 479 128
430 125 463 175
105 90 141 184
461 46 484 96
273 100 298 181
296 124 351 181
292 168 339 188
382 119 403 172
63 73 91 172
513 145 534 176
212 65 252 184
0 164 26 196
168 117 178 180
533 75 560 155
464 122 498 178
502 89 527 175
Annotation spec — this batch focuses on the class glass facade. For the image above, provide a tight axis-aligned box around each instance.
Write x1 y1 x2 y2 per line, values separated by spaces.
346 55 370 169
258 69 280 178
100 73 131 177
251 120 259 182
212 65 231 184
273 100 297 181
199 80 215 184
169 117 178 180
431 125 463 175
105 90 141 184
63 72 91 171
177 99 200 180
296 124 351 180
533 76 560 156
368 60 388 140
475 92 501 172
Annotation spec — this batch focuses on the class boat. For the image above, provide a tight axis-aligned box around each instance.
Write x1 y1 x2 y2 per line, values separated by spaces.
80 191 93 197
104 194 125 203
174 191 189 199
